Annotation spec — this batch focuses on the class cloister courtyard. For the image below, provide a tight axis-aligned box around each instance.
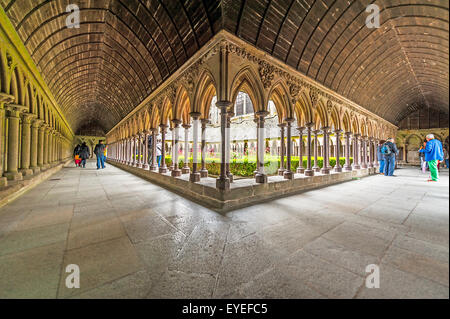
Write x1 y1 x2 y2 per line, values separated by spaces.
0 0 448 302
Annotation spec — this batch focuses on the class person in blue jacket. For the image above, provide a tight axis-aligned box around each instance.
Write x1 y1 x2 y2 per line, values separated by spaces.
419 134 444 182
381 138 399 176
377 140 386 174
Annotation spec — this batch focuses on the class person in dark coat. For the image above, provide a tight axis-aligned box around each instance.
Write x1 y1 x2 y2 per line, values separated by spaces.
73 144 81 167
381 138 399 176
79 142 90 168
376 140 386 174
93 140 106 169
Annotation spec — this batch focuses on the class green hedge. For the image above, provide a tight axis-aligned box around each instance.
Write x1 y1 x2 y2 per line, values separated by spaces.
164 156 353 177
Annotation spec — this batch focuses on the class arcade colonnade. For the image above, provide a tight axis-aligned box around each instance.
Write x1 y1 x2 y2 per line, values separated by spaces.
106 33 397 190
0 22 73 188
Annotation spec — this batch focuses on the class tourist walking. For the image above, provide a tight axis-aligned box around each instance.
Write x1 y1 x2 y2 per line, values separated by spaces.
94 140 106 169
381 138 399 176
156 138 162 167
443 146 449 169
73 144 81 167
377 140 386 174
419 141 428 173
420 134 444 182
79 142 90 168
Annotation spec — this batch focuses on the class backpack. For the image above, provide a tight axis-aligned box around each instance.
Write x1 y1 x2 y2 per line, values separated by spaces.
381 143 392 155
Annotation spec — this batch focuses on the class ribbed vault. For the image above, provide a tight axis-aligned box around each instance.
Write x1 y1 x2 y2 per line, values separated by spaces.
1 0 448 133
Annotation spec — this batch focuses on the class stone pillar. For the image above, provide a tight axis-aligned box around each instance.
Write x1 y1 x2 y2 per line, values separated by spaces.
312 129 320 172
143 131 149 169
171 120 181 177
321 127 330 174
30 119 42 174
226 111 234 183
344 132 352 171
48 130 55 166
297 126 305 174
334 129 342 172
159 125 168 173
304 123 314 176
215 101 230 190
128 137 132 165
136 134 142 168
368 138 374 168
277 123 286 175
37 124 45 169
3 104 27 180
353 134 361 169
150 128 158 171
189 113 201 182
361 136 368 168
0 94 15 187
200 120 208 177
182 124 191 174
168 127 174 171
403 144 408 163
372 139 379 167
284 118 294 180
253 117 259 176
255 111 269 183
19 113 35 176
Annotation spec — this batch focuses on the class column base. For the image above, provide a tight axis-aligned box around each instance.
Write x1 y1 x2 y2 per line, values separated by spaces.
321 168 330 175
368 163 374 168
344 166 353 171
353 165 361 169
182 167 190 174
200 169 208 178
361 164 368 169
159 166 168 173
150 165 158 171
137 163 143 168
4 171 23 181
313 166 321 172
304 169 314 177
277 168 285 176
31 166 41 174
296 167 305 174
0 177 7 187
216 177 230 190
255 173 267 183
19 168 34 176
283 170 294 180
143 164 149 170
171 169 182 177
190 172 201 182
227 172 234 183
334 167 342 173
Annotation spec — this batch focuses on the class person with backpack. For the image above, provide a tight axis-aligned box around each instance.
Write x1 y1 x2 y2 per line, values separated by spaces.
419 134 444 182
73 144 81 167
79 142 90 168
377 140 386 174
94 140 106 169
381 138 399 176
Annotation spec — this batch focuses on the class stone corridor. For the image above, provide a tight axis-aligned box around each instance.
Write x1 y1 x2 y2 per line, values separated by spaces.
0 161 448 299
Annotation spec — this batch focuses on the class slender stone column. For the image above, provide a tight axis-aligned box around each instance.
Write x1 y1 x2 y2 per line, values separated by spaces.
171 120 182 177
182 124 191 174
304 123 314 176
372 139 378 167
353 134 361 169
43 126 51 168
0 93 15 187
37 124 45 169
150 128 158 171
19 113 35 176
344 132 352 171
128 137 132 165
283 118 294 179
200 119 208 177
143 131 149 169
4 104 27 180
30 119 42 174
253 117 259 176
159 125 168 173
226 111 234 183
215 101 231 190
277 123 286 175
48 130 55 166
368 137 374 168
361 136 368 168
321 127 330 174
312 130 320 172
189 113 201 182
255 111 269 183
334 129 342 172
133 135 138 167
167 127 174 171
297 126 305 174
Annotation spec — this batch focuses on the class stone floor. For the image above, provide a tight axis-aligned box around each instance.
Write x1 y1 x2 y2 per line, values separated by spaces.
0 160 448 299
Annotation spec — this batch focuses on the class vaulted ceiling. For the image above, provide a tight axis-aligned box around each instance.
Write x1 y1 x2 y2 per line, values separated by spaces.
2 0 448 133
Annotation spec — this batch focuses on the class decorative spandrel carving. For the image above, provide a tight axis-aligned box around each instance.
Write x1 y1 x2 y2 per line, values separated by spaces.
309 88 319 108
258 62 274 89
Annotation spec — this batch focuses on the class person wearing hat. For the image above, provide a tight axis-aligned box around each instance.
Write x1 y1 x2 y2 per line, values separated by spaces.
419 134 444 182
